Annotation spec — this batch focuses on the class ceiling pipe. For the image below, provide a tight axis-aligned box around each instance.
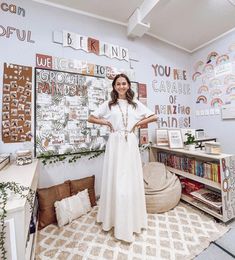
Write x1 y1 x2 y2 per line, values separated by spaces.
127 0 160 38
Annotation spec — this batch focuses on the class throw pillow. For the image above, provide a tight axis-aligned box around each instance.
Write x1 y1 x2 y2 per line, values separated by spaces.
69 175 96 206
37 182 71 230
54 189 91 227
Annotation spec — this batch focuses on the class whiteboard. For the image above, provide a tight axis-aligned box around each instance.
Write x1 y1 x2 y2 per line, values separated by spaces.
221 104 235 119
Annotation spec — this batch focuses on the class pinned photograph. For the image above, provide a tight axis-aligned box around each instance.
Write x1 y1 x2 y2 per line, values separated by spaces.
18 103 25 111
3 129 10 138
10 91 17 99
11 119 18 127
18 86 24 93
3 103 10 110
2 112 10 120
2 120 10 128
3 94 10 102
10 81 17 89
12 109 18 117
11 99 18 107
19 95 27 103
3 84 10 92
18 114 25 121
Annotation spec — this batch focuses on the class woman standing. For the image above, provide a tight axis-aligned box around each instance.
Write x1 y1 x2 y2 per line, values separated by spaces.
88 74 157 242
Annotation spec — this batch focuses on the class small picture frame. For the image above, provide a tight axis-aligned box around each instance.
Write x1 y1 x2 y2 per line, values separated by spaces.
181 128 196 142
195 129 205 140
156 129 169 146
168 129 184 149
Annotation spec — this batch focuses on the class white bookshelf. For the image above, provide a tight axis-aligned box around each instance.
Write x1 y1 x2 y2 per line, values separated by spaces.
150 145 235 222
0 160 39 260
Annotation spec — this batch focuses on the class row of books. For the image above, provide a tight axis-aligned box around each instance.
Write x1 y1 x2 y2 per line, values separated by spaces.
158 152 221 183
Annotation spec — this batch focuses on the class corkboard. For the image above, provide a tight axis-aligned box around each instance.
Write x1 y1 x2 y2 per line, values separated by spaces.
2 63 32 143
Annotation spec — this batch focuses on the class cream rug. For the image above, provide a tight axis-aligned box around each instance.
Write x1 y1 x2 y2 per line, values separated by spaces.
35 202 229 260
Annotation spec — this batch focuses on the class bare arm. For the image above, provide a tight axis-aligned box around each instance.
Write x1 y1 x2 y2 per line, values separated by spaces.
132 114 157 132
88 115 114 132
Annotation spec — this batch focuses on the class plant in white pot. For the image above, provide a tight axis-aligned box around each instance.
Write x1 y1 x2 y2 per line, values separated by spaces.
184 133 197 151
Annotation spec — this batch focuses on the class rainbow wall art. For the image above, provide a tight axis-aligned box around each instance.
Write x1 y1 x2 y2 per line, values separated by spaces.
209 78 222 88
196 95 207 104
224 74 235 85
198 85 209 94
216 54 229 65
226 84 235 94
192 72 201 81
203 64 213 73
210 89 222 97
211 98 223 107
228 43 235 52
194 60 204 72
207 51 218 63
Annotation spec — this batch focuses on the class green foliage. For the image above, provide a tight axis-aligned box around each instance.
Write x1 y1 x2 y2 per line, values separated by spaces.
39 150 106 165
39 143 152 166
185 133 196 145
0 182 35 260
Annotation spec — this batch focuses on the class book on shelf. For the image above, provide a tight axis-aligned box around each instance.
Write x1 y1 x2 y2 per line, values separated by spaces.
190 188 222 210
0 153 10 170
180 178 204 194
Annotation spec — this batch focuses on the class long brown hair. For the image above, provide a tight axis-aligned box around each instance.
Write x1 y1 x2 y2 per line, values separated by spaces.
108 73 136 109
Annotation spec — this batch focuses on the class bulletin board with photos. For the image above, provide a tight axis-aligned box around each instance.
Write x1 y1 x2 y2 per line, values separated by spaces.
2 63 32 143
35 68 139 157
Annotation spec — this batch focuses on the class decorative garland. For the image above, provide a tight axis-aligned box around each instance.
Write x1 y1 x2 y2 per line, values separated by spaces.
39 143 151 166
39 149 105 165
0 182 35 260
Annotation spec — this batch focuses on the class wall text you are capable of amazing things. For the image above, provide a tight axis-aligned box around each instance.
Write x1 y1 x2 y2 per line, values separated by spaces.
152 64 191 128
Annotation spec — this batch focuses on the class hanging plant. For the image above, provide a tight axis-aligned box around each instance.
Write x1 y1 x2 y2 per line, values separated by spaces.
0 182 35 260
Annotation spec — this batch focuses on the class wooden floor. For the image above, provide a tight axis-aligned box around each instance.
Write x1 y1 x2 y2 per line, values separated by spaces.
195 220 235 259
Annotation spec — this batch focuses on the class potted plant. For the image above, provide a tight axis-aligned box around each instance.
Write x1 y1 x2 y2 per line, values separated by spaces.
184 133 197 151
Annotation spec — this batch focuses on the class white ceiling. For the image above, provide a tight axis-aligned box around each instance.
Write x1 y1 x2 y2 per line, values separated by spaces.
34 0 235 53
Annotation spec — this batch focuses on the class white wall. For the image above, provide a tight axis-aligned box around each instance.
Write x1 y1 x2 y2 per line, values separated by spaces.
190 30 235 154
0 0 192 192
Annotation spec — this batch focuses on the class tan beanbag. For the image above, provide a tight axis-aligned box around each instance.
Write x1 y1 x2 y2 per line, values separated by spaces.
143 162 182 213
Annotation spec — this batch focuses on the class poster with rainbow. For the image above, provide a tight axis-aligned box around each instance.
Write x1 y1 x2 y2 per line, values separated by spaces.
193 44 235 113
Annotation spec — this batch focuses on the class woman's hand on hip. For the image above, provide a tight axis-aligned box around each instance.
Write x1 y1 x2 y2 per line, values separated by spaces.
101 119 114 132
131 123 141 132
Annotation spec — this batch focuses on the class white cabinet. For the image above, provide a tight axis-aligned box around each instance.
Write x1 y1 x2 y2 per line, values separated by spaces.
150 145 235 222
0 160 39 260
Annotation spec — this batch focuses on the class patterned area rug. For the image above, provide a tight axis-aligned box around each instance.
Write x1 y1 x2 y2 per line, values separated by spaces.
36 202 229 260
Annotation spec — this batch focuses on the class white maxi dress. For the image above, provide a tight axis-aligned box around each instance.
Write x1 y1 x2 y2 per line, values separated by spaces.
91 99 154 242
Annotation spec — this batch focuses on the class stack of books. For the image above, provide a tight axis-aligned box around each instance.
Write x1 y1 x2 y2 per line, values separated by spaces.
190 188 222 212
16 150 32 165
0 153 10 170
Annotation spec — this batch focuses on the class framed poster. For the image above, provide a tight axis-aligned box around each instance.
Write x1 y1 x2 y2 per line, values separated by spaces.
156 129 169 146
168 129 184 149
